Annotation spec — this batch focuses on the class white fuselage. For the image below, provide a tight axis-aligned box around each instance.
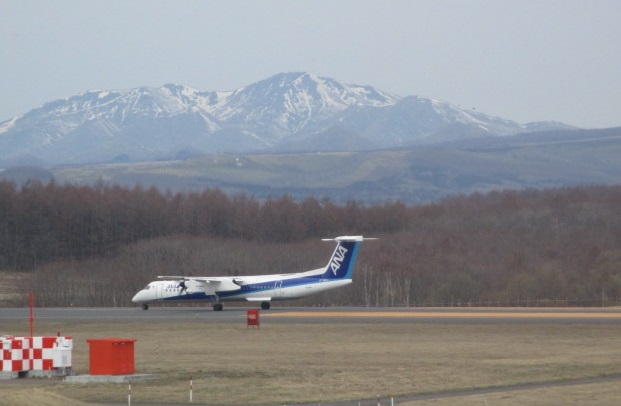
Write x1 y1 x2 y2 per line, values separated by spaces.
131 270 352 305
131 235 367 310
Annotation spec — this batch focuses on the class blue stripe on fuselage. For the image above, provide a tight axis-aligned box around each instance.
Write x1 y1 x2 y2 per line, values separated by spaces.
159 273 344 303
219 274 329 299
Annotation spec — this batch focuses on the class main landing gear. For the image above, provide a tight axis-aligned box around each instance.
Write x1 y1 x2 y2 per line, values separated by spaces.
142 303 149 310
261 301 271 310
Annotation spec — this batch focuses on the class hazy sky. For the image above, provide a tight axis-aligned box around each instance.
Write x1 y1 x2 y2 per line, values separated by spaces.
2 0 620 128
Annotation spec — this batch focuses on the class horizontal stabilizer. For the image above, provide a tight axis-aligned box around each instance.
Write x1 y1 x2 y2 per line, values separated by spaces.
321 236 377 242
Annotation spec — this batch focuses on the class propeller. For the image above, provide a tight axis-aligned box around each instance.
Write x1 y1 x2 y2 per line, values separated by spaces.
178 279 188 294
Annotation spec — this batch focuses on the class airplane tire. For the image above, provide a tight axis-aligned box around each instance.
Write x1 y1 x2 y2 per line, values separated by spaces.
261 301 271 310
213 303 223 311
142 303 149 310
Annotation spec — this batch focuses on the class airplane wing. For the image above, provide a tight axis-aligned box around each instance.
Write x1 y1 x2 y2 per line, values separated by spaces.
157 276 247 292
158 276 246 283
158 276 222 284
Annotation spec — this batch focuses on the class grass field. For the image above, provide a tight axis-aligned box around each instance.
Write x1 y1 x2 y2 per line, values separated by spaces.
1 318 621 405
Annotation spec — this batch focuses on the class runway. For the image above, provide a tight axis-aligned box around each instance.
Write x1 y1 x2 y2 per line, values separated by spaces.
2 306 621 405
2 306 621 324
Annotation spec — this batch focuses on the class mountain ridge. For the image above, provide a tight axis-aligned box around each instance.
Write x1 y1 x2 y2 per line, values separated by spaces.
0 72 576 165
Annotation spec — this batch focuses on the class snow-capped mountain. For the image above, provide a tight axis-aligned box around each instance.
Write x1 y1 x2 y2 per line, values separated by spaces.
0 72 574 165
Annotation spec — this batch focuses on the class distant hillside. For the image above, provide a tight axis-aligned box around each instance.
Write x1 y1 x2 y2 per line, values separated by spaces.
0 72 573 165
47 127 621 204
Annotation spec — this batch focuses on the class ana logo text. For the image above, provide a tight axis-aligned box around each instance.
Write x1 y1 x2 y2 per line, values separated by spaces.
330 246 348 275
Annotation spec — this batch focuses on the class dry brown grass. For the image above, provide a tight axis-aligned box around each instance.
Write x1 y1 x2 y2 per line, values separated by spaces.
0 388 92 406
0 273 24 307
1 319 621 405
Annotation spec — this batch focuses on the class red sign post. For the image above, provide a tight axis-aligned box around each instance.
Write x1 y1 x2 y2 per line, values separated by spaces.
247 309 260 328
29 292 34 337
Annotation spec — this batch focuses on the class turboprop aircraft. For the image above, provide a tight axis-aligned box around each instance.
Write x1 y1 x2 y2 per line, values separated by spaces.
131 236 373 311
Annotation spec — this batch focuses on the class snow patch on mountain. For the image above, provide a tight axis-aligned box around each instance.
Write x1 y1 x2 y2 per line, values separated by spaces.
0 116 20 135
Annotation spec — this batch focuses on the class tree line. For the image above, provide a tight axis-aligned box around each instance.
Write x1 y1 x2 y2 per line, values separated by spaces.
2 180 621 307
0 180 407 270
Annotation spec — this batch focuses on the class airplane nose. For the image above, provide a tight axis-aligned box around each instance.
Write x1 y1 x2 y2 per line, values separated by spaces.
132 291 144 303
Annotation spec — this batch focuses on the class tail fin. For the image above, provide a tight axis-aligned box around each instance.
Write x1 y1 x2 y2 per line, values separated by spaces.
320 236 373 280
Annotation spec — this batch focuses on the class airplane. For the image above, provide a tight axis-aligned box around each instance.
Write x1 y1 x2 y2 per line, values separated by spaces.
131 235 374 311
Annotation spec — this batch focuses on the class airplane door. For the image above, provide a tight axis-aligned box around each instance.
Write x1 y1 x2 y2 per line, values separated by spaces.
155 283 163 300
274 280 283 298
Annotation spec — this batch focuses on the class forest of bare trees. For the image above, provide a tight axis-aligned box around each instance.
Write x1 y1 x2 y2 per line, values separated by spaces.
1 180 621 307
